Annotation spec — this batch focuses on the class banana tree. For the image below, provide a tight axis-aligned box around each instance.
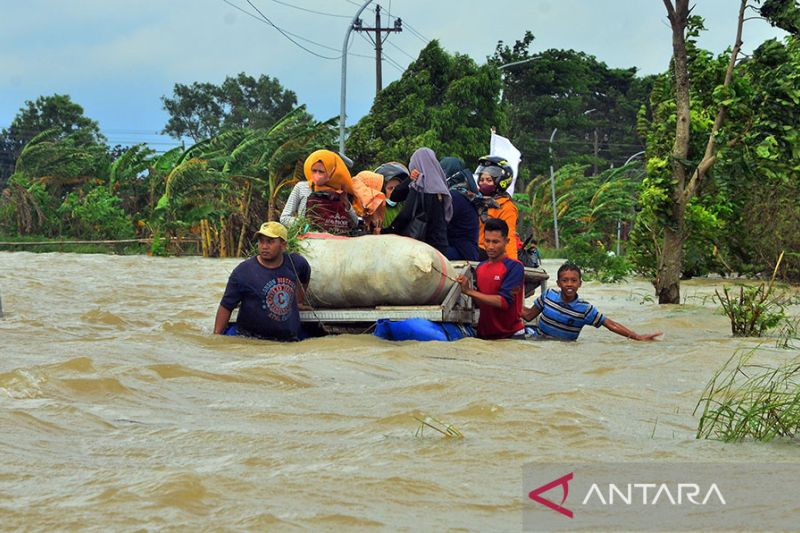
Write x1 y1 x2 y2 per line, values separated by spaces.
155 106 337 257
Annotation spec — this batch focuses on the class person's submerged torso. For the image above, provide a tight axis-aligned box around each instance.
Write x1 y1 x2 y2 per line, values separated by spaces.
475 258 524 339
231 255 303 340
534 288 605 341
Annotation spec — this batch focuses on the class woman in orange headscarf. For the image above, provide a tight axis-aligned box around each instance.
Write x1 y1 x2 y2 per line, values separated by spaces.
302 150 384 235
352 170 386 234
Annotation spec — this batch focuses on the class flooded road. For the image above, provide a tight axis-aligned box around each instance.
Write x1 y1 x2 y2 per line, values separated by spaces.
1 252 798 530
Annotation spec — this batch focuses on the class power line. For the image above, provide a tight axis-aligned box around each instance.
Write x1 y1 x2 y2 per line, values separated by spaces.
404 22 430 44
385 39 416 61
245 0 343 59
223 0 340 59
383 56 405 73
356 32 404 74
344 0 370 10
224 0 373 59
268 0 351 18
342 0 428 46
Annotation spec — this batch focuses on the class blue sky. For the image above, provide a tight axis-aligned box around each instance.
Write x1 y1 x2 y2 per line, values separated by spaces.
0 1 787 152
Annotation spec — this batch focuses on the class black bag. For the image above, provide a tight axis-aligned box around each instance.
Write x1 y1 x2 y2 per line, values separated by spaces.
402 192 428 240
517 233 541 268
518 247 539 268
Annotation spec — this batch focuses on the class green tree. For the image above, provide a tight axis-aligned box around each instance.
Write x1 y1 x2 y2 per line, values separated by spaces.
0 129 120 237
155 106 336 257
712 35 800 280
760 0 800 35
494 32 653 179
629 14 734 283
520 162 642 280
632 1 746 303
0 94 104 188
161 73 298 142
346 41 504 169
13 129 108 199
58 187 134 240
107 143 158 224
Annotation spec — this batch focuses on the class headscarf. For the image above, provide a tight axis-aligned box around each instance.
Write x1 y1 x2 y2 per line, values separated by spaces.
353 171 385 209
374 162 410 193
408 147 453 222
439 156 478 194
353 171 386 231
303 149 383 215
303 150 352 191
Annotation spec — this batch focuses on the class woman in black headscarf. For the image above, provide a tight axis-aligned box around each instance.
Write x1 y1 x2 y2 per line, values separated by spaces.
439 156 480 261
381 147 452 255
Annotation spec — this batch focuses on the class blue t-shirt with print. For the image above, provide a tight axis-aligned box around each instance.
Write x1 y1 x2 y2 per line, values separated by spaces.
220 253 310 341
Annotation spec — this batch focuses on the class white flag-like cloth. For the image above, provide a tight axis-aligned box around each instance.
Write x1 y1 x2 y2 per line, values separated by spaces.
490 133 522 196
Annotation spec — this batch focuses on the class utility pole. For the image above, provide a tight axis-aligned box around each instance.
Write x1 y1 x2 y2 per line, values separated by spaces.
354 4 402 94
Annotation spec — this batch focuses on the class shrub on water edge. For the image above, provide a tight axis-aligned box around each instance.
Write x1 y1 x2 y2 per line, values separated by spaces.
58 187 134 240
148 231 169 257
714 252 788 337
564 237 633 283
714 284 788 337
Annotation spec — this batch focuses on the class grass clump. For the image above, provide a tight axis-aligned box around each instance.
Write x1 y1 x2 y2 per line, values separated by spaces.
695 348 800 442
777 315 800 349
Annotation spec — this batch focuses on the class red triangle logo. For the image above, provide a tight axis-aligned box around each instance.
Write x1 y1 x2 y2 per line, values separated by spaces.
528 472 574 518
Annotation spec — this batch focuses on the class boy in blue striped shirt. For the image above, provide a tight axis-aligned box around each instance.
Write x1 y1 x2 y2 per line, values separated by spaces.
522 263 662 341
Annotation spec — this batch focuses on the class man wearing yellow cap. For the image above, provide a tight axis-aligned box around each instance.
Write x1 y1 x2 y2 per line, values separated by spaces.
213 221 311 341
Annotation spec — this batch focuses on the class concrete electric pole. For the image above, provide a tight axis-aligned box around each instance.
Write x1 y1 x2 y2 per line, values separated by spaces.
353 4 402 94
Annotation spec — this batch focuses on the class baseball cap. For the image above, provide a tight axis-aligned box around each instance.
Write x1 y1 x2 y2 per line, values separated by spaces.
255 221 288 242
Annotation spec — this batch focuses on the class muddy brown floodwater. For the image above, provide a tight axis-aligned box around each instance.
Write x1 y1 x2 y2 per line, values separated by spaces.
1 252 798 530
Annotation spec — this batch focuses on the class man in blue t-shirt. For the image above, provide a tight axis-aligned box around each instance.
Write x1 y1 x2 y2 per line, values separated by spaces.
522 263 662 341
213 221 311 341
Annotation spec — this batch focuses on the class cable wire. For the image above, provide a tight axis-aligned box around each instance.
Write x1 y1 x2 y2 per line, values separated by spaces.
224 0 374 59
356 32 404 73
385 39 416 61
268 0 352 18
404 23 430 44
245 0 343 58
222 0 340 59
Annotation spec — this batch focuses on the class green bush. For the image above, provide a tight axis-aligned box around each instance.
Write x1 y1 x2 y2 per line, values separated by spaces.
564 237 632 283
58 187 134 240
714 253 788 337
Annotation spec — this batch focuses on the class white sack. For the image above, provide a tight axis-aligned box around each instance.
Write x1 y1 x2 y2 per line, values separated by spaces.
300 234 456 308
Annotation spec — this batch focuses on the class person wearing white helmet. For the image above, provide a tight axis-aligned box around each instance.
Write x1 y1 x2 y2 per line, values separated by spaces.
474 155 519 261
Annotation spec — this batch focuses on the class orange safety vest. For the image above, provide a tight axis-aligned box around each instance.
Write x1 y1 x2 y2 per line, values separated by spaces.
478 196 519 260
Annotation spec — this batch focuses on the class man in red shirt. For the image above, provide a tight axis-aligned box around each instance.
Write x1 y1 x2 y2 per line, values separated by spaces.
456 218 525 339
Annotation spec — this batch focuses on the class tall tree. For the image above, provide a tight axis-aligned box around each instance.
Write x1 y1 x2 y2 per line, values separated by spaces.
346 41 505 169
156 106 336 257
161 73 298 142
712 34 800 280
760 0 800 34
650 0 746 304
494 32 653 179
0 94 103 188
